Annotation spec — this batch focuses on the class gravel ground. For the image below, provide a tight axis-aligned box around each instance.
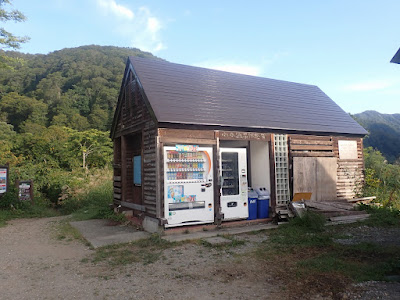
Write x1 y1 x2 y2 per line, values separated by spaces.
0 217 399 300
0 217 283 300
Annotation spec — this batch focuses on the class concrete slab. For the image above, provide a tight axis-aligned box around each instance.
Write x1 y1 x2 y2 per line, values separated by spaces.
163 223 277 242
70 219 149 248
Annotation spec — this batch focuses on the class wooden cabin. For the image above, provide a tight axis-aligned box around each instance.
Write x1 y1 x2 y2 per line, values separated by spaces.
110 57 367 232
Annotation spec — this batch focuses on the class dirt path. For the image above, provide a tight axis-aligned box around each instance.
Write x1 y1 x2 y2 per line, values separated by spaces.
0 217 284 300
1 217 399 300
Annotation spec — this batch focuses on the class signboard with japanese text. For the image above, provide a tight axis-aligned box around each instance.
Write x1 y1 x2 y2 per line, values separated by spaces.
0 166 8 195
18 180 33 201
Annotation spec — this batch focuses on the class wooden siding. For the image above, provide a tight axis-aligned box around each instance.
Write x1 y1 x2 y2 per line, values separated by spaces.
333 137 364 200
113 138 122 201
143 121 157 216
289 135 364 200
289 135 334 157
113 69 158 217
293 157 337 201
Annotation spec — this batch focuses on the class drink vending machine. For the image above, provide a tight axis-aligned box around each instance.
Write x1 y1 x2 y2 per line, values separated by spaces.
164 145 214 227
220 148 248 220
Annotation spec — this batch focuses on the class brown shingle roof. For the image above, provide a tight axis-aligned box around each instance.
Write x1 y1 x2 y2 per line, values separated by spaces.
129 56 367 136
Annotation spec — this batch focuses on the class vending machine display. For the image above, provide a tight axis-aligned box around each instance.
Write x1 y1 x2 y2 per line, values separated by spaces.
220 148 248 220
164 145 214 227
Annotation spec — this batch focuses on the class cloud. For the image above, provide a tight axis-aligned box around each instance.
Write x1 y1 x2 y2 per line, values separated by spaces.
193 52 288 77
96 0 134 20
194 61 263 76
94 1 165 53
343 80 396 92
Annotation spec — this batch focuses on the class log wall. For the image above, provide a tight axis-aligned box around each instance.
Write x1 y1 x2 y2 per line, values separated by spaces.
113 68 158 217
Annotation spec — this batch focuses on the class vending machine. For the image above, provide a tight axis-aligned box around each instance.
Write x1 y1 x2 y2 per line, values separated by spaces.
164 145 214 227
220 148 248 220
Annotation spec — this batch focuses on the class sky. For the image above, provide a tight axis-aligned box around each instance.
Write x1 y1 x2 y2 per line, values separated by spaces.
4 0 400 114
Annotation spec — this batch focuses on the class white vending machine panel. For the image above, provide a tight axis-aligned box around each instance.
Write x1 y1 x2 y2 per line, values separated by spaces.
220 148 248 220
164 145 214 227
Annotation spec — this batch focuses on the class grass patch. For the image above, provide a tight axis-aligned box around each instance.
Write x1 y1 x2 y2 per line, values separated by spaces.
52 219 86 243
298 242 400 282
200 234 246 249
259 211 330 253
358 205 400 227
0 169 124 227
0 202 59 227
66 179 126 223
90 234 180 267
254 209 400 298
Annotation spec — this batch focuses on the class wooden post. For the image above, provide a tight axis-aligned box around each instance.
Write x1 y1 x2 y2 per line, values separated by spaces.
213 132 222 225
269 135 277 215
121 135 127 202
155 135 162 219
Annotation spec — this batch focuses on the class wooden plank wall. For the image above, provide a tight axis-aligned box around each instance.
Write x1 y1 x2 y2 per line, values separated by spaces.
143 120 157 216
289 135 334 157
289 135 364 200
113 138 122 201
292 157 337 201
113 70 158 217
332 137 364 200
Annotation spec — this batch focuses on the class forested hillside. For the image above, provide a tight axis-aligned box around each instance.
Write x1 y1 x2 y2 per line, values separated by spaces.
0 45 158 210
354 111 400 163
0 45 158 132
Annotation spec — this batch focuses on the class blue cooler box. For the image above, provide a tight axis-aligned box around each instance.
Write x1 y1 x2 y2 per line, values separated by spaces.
255 187 270 219
247 188 258 220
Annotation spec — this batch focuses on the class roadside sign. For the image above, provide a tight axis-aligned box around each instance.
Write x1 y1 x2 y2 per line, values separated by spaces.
0 165 8 196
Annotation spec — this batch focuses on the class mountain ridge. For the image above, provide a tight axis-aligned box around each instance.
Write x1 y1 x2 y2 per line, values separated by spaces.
354 110 400 163
0 45 159 132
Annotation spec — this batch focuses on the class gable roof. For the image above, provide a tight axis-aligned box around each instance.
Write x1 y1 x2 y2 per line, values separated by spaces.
127 56 367 136
391 48 400 64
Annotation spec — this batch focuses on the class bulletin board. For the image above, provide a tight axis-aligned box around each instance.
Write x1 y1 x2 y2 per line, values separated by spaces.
0 165 8 196
17 180 34 202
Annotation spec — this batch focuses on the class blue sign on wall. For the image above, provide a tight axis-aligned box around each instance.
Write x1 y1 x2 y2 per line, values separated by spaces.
133 155 141 185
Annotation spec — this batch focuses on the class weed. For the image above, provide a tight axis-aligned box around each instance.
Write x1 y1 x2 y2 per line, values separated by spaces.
288 210 326 232
359 206 400 227
200 235 246 249
53 220 85 242
254 208 400 298
90 235 179 267
0 202 59 227
297 242 400 282
80 258 89 263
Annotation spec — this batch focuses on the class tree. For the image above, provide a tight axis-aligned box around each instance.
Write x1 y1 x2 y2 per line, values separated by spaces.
0 121 20 165
0 92 48 132
66 128 112 170
0 0 29 50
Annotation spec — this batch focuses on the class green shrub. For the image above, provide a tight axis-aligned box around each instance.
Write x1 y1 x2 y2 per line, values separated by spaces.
0 186 19 209
359 205 400 227
288 210 326 232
